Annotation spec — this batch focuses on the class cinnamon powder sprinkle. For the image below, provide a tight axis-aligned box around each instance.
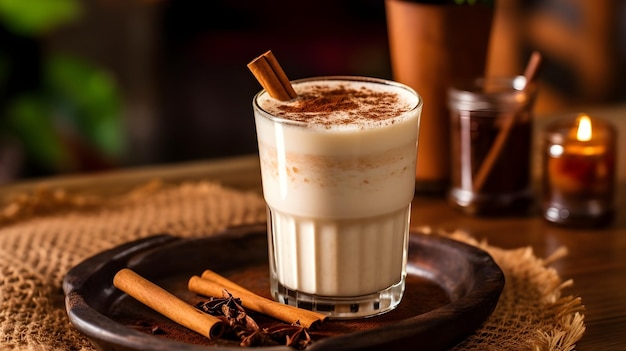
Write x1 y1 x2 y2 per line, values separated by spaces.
273 84 407 126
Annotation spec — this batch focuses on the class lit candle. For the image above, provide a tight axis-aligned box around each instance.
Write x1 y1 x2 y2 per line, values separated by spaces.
542 113 617 227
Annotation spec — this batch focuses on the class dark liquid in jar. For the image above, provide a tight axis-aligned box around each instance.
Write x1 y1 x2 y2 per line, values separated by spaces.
449 109 533 216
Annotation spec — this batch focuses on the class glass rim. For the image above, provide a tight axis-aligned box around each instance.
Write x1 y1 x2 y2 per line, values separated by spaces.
448 75 538 111
544 114 616 143
253 75 422 128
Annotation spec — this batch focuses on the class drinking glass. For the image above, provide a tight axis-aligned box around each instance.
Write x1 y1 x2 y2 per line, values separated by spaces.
253 76 422 318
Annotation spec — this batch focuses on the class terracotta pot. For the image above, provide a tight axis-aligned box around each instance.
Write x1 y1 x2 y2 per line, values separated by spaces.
385 0 494 194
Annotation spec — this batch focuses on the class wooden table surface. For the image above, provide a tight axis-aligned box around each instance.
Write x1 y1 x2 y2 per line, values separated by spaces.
411 195 626 351
1 105 625 350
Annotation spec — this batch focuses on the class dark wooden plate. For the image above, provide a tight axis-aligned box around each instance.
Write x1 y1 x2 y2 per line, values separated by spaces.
63 224 504 351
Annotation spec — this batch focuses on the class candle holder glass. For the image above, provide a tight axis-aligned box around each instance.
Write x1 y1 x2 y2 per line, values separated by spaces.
542 114 617 227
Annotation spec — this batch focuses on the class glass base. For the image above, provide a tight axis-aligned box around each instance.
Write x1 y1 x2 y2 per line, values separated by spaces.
543 203 614 228
271 279 405 319
448 187 533 216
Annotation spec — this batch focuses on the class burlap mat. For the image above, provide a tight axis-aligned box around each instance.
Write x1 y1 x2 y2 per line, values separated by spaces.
0 180 585 350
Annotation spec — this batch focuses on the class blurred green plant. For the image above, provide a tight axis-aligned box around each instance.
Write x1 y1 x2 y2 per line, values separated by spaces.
48 55 124 161
0 0 81 35
2 55 124 172
0 0 125 178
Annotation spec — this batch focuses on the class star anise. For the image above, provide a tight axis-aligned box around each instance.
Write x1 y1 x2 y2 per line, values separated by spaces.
265 321 313 349
239 328 278 347
195 289 314 349
196 289 258 331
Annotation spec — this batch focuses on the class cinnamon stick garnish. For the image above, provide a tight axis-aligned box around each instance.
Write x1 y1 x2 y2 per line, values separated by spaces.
472 51 542 192
247 50 297 101
113 268 224 340
189 270 328 329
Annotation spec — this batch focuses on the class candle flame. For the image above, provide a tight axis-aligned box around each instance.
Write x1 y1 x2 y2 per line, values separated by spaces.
576 115 592 142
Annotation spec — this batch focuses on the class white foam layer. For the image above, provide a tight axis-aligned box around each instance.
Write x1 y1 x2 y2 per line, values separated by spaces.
256 79 419 130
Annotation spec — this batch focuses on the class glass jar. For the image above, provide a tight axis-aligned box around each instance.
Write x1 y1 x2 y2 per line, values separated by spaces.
447 76 537 216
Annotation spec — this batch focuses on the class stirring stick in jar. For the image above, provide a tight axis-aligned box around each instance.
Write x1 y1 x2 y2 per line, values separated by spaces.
473 51 542 192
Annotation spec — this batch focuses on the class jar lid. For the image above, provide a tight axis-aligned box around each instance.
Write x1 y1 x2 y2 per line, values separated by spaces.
448 75 537 112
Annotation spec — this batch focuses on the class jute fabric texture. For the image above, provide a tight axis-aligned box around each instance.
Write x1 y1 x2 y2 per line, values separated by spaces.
0 180 584 350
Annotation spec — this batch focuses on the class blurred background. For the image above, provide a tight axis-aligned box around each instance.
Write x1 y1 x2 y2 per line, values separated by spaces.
0 0 624 183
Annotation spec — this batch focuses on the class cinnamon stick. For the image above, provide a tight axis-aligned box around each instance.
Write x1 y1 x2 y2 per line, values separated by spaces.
247 50 297 101
188 271 328 329
472 51 542 192
113 268 224 340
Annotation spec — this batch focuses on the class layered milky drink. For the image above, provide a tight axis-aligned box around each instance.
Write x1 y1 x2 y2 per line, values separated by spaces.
253 76 421 318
